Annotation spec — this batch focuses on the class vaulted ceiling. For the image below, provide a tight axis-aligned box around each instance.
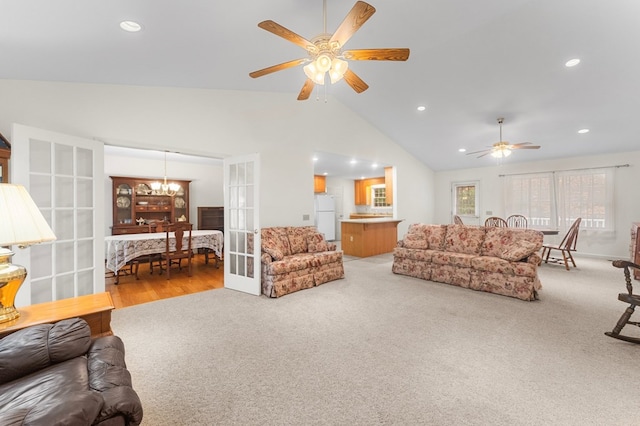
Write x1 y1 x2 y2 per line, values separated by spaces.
2 0 639 171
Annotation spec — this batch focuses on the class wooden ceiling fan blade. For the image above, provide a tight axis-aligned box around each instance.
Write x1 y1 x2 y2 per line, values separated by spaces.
476 152 493 158
297 79 315 100
258 20 314 50
465 148 492 156
343 69 369 93
329 1 376 48
514 145 541 149
342 48 410 61
249 58 307 78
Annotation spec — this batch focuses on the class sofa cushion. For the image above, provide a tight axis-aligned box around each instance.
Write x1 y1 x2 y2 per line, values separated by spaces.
408 224 447 250
261 227 292 257
432 251 476 268
393 247 435 262
286 226 316 254
482 227 543 257
444 225 486 255
311 251 343 266
263 247 284 261
307 233 329 253
500 240 540 262
0 357 103 426
0 318 91 386
403 233 428 249
263 254 318 275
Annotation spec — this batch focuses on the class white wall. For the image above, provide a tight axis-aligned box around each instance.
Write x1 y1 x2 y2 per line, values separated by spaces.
103 150 223 235
434 150 640 258
0 79 434 237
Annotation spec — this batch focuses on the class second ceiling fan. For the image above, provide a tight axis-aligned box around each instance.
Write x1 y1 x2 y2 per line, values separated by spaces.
466 118 541 159
249 1 410 100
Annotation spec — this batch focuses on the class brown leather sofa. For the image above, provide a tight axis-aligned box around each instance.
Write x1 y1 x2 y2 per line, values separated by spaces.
0 317 143 425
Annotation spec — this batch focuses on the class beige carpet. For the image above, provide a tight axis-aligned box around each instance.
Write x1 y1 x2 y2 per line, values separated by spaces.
111 254 640 425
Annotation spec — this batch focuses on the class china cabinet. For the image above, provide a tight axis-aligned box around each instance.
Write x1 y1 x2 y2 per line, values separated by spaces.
198 206 224 233
0 131 10 183
110 176 190 235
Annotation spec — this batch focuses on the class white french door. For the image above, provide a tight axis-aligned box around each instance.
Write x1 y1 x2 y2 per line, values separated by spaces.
11 124 104 307
223 154 261 295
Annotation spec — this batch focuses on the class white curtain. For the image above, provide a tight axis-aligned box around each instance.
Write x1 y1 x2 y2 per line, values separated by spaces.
503 167 615 232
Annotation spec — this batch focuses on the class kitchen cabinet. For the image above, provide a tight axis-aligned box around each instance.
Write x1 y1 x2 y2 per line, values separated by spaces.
314 175 326 193
0 131 10 183
110 176 190 235
354 177 385 206
384 166 394 206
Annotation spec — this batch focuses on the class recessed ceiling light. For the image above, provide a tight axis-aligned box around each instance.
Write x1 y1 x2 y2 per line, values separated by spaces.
565 58 580 67
312 156 318 162
417 105 426 111
578 128 590 134
323 172 328 176
458 148 466 153
120 20 142 32
371 163 378 168
350 159 357 164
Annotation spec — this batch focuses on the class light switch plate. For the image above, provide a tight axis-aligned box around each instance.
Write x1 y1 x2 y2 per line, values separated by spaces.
303 214 310 221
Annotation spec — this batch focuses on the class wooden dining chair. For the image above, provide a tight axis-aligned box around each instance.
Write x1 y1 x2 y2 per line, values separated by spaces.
605 260 640 344
148 221 169 274
506 214 528 228
541 217 581 270
453 215 464 225
484 216 508 227
160 222 193 280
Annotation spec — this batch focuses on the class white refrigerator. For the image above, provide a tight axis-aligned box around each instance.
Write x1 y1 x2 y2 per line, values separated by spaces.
315 194 336 241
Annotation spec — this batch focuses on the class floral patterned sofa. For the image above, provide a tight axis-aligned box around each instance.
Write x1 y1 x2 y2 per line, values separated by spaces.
392 224 544 301
261 226 344 297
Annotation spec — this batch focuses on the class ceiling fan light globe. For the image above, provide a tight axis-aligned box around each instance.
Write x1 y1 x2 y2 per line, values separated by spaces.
491 149 512 158
316 54 332 73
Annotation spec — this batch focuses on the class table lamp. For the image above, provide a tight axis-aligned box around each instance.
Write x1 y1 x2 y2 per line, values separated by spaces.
0 184 56 323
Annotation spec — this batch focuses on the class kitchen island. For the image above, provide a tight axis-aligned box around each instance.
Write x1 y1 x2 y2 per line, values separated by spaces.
341 218 403 257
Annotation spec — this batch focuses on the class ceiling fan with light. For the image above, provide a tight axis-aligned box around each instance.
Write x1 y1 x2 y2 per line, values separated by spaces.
466 118 541 159
249 0 410 100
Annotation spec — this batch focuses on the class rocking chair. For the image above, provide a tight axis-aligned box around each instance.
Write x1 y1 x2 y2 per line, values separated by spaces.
605 260 640 344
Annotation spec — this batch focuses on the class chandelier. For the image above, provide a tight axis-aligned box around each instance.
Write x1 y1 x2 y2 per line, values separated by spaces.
151 151 180 196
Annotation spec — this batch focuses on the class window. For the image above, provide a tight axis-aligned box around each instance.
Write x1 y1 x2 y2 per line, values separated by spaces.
371 185 387 207
453 182 479 217
503 168 614 232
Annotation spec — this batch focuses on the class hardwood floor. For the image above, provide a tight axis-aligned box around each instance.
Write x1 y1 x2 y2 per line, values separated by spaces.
106 253 224 309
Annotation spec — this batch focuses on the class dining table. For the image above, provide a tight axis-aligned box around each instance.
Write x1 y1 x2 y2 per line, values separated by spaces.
105 229 223 283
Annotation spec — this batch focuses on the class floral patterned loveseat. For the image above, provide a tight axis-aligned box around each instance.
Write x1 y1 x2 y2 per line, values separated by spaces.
261 226 344 297
392 224 544 301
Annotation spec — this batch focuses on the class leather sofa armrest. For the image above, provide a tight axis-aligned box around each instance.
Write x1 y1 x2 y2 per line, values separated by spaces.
88 336 143 426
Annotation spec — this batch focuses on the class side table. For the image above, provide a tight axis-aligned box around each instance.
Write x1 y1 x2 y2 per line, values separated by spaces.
0 292 115 339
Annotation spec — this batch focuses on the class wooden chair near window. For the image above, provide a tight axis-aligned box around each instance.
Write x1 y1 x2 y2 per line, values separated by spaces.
506 214 528 228
541 217 581 270
484 216 508 227
605 260 640 344
454 215 464 225
159 222 193 280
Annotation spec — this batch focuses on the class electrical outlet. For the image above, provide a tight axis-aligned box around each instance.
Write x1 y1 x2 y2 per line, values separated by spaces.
486 211 493 215
302 214 310 221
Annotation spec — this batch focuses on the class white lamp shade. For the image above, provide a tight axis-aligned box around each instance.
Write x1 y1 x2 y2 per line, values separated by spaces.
491 148 512 158
0 184 57 247
303 63 325 85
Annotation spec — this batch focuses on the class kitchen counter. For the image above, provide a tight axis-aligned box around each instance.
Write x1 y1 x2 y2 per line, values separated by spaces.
340 219 403 257
349 214 393 219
